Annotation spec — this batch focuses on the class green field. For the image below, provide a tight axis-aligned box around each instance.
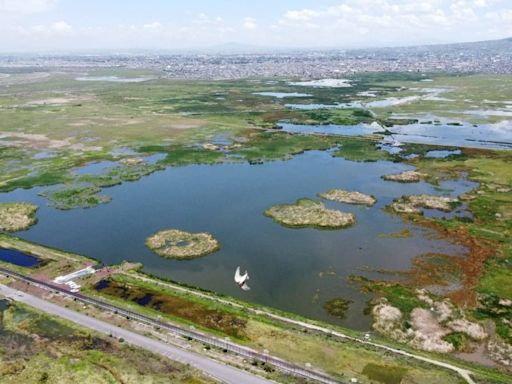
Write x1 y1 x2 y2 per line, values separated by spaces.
0 300 215 384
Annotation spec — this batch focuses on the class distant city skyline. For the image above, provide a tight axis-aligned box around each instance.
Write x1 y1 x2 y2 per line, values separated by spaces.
1 0 512 52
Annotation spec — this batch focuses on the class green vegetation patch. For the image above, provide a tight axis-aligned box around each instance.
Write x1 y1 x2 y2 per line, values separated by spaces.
323 298 353 319
331 137 391 162
442 332 470 351
378 229 413 239
362 363 408 384
0 202 38 232
354 278 427 317
40 185 112 210
155 146 226 166
264 198 355 229
95 278 246 338
0 302 214 384
230 131 342 163
478 261 512 300
146 229 220 259
474 293 512 344
106 163 163 182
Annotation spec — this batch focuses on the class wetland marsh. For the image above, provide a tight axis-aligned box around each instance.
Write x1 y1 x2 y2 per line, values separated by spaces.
0 150 474 329
0 69 511 371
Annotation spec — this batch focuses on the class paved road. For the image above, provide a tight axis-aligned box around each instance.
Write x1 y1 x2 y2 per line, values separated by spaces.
0 283 273 384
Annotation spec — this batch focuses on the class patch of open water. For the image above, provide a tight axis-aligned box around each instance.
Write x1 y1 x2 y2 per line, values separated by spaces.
278 121 512 150
0 248 39 267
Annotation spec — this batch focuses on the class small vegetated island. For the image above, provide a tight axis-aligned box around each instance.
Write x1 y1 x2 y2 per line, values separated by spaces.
40 186 111 210
323 297 353 319
388 194 460 214
383 170 427 183
318 188 376 206
146 229 220 259
0 202 38 231
265 198 355 229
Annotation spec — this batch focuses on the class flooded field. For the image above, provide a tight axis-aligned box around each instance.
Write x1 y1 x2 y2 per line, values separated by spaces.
0 150 475 329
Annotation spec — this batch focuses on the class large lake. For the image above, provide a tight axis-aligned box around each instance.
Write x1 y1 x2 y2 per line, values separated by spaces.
0 150 474 329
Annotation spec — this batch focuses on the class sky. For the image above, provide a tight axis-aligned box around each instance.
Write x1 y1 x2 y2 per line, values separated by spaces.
1 0 512 52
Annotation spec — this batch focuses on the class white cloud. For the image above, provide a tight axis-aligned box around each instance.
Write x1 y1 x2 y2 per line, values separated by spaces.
243 17 257 30
143 21 162 31
51 20 71 32
1 0 512 51
284 9 320 21
0 0 56 14
30 20 71 35
275 0 512 46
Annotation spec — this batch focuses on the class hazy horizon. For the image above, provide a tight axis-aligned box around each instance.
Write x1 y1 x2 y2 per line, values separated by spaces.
1 0 512 53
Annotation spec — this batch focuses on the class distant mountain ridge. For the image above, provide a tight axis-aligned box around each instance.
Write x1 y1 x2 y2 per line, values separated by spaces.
349 37 512 55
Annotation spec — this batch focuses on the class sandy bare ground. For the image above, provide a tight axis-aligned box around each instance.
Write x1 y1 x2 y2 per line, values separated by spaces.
372 290 487 355
0 132 102 151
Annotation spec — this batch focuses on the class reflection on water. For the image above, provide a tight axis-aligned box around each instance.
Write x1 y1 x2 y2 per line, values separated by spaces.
279 122 385 136
279 121 512 150
426 149 462 158
0 151 475 329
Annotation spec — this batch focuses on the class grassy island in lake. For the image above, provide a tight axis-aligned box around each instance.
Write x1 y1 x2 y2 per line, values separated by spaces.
265 198 355 229
0 202 38 232
146 229 220 259
318 189 376 206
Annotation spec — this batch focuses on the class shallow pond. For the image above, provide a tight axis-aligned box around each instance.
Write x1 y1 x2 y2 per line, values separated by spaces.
0 150 475 329
0 248 39 267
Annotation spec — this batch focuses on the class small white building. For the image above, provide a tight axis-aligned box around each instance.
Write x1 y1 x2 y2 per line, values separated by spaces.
53 266 95 284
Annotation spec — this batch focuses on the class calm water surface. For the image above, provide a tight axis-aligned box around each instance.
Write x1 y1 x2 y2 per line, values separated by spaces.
0 151 475 329
279 121 512 149
0 248 39 267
